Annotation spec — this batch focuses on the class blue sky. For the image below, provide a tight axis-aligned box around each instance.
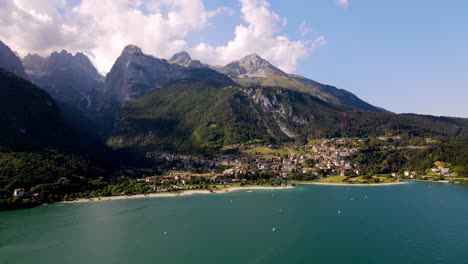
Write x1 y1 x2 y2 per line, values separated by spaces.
203 0 468 117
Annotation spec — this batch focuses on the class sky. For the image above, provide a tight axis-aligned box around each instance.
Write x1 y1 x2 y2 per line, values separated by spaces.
0 0 467 117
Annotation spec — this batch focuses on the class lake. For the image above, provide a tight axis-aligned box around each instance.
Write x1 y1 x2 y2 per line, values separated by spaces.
1 181 468 264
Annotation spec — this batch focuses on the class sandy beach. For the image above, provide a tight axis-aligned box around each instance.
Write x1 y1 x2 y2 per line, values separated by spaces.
297 181 409 187
62 186 295 204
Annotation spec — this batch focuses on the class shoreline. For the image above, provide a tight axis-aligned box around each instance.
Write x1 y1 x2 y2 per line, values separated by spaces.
295 181 409 187
62 186 295 204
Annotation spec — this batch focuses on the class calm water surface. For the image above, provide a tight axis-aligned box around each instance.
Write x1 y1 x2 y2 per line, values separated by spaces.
1 181 468 264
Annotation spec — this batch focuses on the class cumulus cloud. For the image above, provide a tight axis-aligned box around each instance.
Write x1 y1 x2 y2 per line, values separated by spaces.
337 0 349 9
190 0 311 72
0 0 324 74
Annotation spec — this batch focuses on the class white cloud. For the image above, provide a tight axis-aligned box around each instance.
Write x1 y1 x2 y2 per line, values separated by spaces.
314 36 327 47
190 0 313 72
0 0 324 74
299 21 312 37
337 0 349 9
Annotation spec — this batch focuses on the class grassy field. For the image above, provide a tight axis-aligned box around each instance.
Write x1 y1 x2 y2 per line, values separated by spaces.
315 175 397 184
317 176 348 183
244 146 304 159
346 176 397 184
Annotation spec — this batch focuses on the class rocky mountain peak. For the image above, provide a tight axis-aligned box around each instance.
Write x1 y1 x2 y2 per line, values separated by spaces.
237 53 272 70
168 51 207 68
59 49 71 55
168 51 192 66
74 52 94 67
49 50 72 59
24 53 43 61
217 53 286 79
122 45 143 55
49 50 74 66
22 49 105 117
241 53 263 62
104 46 234 106
25 50 101 79
22 53 46 76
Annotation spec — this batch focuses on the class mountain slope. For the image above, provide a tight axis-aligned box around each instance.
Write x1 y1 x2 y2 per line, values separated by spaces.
0 69 114 210
0 69 74 150
107 81 262 154
0 41 27 78
216 53 385 112
108 81 467 155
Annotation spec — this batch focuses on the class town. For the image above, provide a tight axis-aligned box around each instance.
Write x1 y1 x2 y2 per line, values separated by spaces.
145 138 360 177
141 138 378 187
11 137 463 204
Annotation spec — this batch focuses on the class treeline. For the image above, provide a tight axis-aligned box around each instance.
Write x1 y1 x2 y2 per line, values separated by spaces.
59 173 287 201
348 139 468 177
0 149 113 211
404 140 468 176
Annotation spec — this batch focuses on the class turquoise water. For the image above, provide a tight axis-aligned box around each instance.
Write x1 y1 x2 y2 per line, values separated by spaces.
1 182 468 264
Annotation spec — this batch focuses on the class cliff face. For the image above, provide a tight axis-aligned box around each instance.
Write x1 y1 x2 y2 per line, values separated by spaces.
23 50 105 115
0 40 27 78
103 45 234 107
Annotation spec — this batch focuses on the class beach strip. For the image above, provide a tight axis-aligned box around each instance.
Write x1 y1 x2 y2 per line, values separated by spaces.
62 186 295 204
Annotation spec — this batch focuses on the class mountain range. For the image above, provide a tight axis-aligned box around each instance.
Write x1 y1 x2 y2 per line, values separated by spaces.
0 40 467 156
23 50 104 115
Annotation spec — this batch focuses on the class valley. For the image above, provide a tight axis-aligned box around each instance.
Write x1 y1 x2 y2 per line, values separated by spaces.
0 40 467 210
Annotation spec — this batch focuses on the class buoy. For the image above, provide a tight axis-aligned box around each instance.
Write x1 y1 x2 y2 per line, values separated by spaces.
338 210 341 214
272 227 277 232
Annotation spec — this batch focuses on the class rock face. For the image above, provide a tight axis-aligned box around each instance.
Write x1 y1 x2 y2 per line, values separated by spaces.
217 53 286 78
168 51 206 68
0 40 27 78
21 54 46 76
287 74 387 112
216 53 386 112
23 50 104 115
104 45 234 106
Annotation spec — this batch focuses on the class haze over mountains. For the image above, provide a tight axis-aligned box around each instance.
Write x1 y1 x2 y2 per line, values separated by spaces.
0 39 467 155
23 50 105 116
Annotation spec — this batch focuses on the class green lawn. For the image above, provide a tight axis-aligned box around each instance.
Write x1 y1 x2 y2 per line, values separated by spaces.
346 176 397 184
317 176 347 183
315 175 398 184
244 146 304 159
